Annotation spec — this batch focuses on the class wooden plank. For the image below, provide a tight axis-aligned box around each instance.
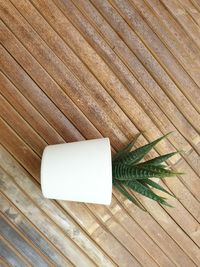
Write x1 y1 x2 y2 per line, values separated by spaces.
88 190 200 262
67 0 200 170
0 237 27 267
177 0 200 26
72 0 199 152
10 0 138 142
0 167 98 267
9 0 200 158
0 48 87 143
108 0 200 111
22 0 200 184
0 147 116 267
130 0 200 85
0 256 11 267
1 1 198 170
1 84 200 266
0 216 50 267
142 0 200 62
161 0 200 48
0 3 127 149
0 194 72 267
112 189 200 267
0 117 41 181
86 203 173 267
1 4 199 180
0 72 68 145
52 0 200 128
0 145 143 266
0 94 46 156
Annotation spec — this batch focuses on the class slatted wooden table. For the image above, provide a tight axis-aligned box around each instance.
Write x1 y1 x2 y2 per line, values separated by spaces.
0 0 200 266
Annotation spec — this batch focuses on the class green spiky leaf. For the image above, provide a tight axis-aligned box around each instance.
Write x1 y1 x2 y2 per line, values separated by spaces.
112 132 182 210
112 133 141 161
137 151 179 167
113 164 178 180
141 179 175 197
123 180 173 207
118 133 172 166
113 180 146 211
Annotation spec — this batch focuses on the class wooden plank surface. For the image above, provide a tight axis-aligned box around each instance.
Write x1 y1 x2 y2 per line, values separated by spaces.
0 0 200 266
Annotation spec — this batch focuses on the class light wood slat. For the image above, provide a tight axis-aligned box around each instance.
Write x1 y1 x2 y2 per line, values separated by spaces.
191 0 200 13
142 0 200 62
0 167 97 267
89 0 200 115
0 257 11 267
71 0 199 151
86 205 160 267
1 9 198 186
161 0 200 49
0 117 41 181
177 0 200 26
46 0 200 128
88 192 200 263
108 0 200 110
0 146 141 267
130 0 200 86
110 192 199 267
0 51 96 144
0 194 72 267
0 94 46 156
0 0 198 163
0 72 69 145
113 188 200 267
0 49 86 143
28 0 200 183
0 147 117 267
0 215 51 267
86 203 173 267
0 236 30 267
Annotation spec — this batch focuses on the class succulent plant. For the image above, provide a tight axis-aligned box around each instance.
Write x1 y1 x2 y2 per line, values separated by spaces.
112 133 182 211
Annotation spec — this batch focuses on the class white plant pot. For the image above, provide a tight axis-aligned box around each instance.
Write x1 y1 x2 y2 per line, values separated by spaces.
41 138 112 205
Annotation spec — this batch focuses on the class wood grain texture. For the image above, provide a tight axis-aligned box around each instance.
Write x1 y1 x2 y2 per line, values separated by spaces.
0 0 200 266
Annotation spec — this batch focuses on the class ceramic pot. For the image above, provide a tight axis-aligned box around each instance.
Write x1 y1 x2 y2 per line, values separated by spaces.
41 138 112 205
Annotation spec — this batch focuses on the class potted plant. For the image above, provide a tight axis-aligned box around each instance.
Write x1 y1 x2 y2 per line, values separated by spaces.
41 133 182 209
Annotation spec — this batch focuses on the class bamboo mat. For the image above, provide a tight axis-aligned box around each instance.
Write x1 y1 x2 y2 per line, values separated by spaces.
0 0 200 266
